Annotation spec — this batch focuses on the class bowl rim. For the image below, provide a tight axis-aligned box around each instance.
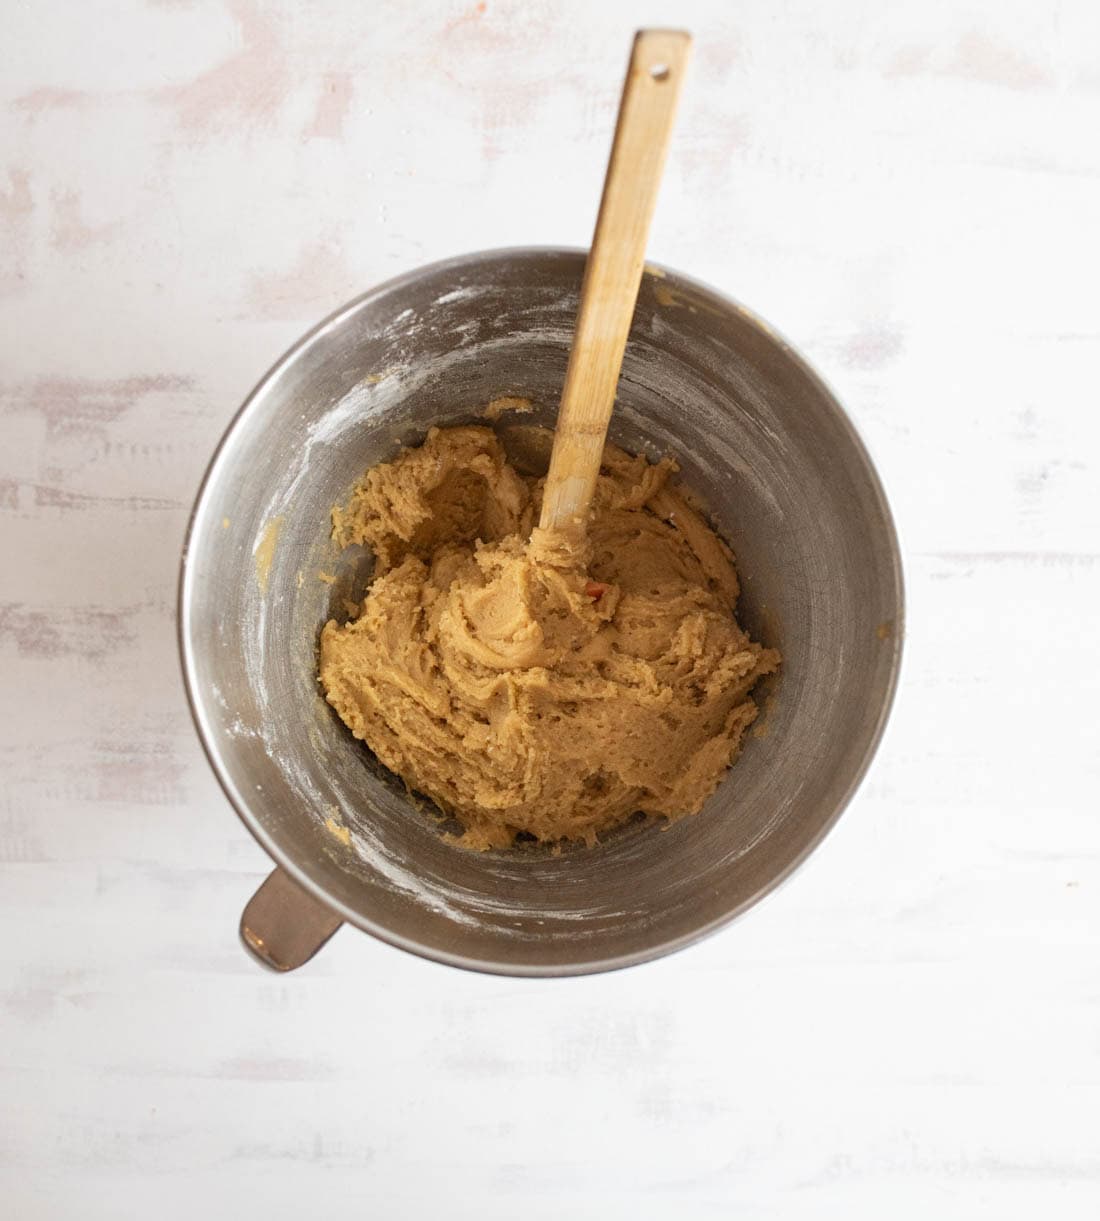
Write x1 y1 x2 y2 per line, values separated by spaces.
178 245 905 977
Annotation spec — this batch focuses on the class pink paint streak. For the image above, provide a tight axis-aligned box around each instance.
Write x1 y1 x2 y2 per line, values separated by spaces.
158 0 290 132
442 0 488 39
947 31 1053 91
50 189 122 253
0 169 33 295
888 31 1052 91
840 325 905 371
2 375 196 438
33 485 183 513
438 1 553 66
434 2 557 162
306 72 354 140
0 603 138 661
12 87 93 117
245 241 355 321
94 738 186 806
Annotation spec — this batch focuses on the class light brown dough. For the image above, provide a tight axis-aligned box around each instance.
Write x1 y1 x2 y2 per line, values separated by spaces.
320 425 779 850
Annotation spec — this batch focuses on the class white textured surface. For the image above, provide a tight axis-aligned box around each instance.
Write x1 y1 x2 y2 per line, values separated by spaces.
2 1 1098 1216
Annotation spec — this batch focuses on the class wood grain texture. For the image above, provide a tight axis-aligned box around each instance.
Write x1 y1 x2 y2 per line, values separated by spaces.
1 1 1099 1218
540 29 689 532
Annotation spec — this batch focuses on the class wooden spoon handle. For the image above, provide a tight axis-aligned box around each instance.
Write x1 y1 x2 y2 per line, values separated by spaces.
539 29 692 535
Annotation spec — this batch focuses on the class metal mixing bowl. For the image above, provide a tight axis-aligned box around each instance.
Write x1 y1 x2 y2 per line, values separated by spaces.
179 248 903 976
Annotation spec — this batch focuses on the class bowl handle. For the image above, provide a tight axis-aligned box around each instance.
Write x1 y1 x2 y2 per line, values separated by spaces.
240 867 343 971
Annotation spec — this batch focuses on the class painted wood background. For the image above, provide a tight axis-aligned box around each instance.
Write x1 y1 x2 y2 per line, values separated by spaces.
2 1 1098 1216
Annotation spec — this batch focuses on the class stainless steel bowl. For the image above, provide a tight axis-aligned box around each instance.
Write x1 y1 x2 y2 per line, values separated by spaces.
179 248 903 976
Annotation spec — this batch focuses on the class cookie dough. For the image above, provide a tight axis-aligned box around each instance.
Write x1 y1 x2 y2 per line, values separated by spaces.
320 425 779 850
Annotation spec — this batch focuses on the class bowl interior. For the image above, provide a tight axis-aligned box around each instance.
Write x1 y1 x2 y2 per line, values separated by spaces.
180 249 902 975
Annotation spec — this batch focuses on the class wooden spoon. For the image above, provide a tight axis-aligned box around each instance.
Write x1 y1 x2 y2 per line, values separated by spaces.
538 28 692 540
